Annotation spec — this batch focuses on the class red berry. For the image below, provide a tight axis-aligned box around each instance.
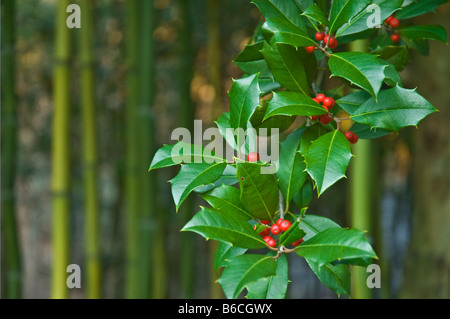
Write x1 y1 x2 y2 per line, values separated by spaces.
391 33 400 43
315 93 326 103
320 114 333 125
323 97 335 109
247 152 259 162
312 98 321 104
389 18 400 28
259 228 270 236
324 35 338 49
270 224 281 235
279 220 291 232
292 238 303 247
276 218 284 226
315 31 325 41
263 235 272 243
385 15 394 24
310 115 319 121
260 220 270 225
267 238 277 248
305 46 315 54
345 131 358 144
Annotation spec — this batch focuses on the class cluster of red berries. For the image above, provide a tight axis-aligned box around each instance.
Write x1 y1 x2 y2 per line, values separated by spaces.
305 32 338 53
255 218 303 248
310 93 335 125
345 131 358 144
385 15 401 43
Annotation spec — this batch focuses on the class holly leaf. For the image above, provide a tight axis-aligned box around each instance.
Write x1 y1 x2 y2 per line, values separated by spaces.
296 227 377 266
229 74 262 149
300 214 341 241
350 85 438 131
301 4 329 26
329 52 386 100
149 141 225 171
215 112 249 154
201 184 254 220
252 0 306 31
277 128 308 205
263 91 327 120
372 45 410 72
328 0 371 35
237 162 279 221
194 165 238 193
182 207 267 249
398 25 447 43
261 42 316 96
214 242 247 277
246 253 289 299
261 18 316 48
218 254 278 299
305 259 351 296
336 0 403 37
170 162 227 211
395 0 448 20
336 90 371 114
303 130 353 196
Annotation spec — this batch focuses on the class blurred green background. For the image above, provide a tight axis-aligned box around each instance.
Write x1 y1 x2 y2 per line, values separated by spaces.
1 0 449 299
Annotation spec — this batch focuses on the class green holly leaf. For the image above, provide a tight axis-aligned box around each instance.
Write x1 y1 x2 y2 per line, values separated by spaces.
277 128 308 205
214 242 247 277
299 125 329 155
372 45 410 72
301 4 329 26
252 0 306 31
218 254 278 299
261 42 316 96
336 90 371 114
229 73 262 149
261 18 316 48
237 162 279 221
329 52 387 100
300 214 341 241
149 141 225 171
305 259 351 296
215 112 249 154
194 165 238 193
234 41 274 77
328 0 371 35
182 207 267 249
246 253 289 299
263 91 327 120
201 184 254 220
293 181 313 209
170 162 227 211
396 0 448 20
336 0 403 37
350 85 438 131
398 25 447 43
296 227 377 266
349 123 391 139
303 130 353 196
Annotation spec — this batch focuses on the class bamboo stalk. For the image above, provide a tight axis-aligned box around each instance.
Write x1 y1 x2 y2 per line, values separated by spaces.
1 0 22 299
177 0 196 299
79 0 101 299
348 40 374 300
51 0 72 299
125 0 141 299
137 0 157 299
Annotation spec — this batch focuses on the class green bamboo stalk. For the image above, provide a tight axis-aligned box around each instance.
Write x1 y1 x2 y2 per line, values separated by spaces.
206 0 222 122
1 0 22 299
206 0 224 299
137 0 157 299
125 0 141 299
176 0 197 299
349 39 374 300
51 0 72 299
79 0 101 299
